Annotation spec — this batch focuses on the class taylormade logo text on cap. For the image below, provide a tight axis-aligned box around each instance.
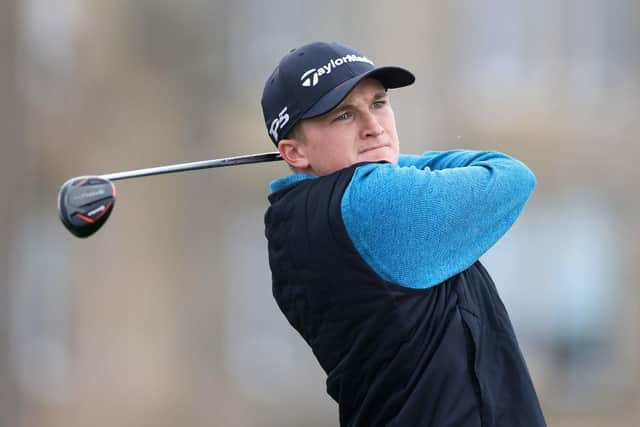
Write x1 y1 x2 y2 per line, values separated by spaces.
300 54 375 87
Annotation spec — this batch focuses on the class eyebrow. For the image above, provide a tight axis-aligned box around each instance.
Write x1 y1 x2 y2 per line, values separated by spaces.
334 90 389 113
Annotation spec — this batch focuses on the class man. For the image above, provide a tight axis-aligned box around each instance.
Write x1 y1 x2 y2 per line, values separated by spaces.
261 41 546 427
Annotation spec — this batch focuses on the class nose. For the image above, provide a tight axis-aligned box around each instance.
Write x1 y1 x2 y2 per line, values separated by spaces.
359 111 384 139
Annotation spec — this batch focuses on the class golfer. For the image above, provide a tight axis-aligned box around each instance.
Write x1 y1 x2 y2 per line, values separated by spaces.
261 41 546 427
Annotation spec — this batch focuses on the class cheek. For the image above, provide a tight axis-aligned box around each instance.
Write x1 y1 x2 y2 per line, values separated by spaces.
384 113 399 137
320 131 356 156
327 142 357 169
304 127 362 174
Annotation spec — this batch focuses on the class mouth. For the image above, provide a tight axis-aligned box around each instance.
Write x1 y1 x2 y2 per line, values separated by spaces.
360 144 389 154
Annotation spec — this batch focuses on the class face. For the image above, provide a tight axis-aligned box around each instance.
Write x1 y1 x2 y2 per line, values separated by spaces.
280 78 400 176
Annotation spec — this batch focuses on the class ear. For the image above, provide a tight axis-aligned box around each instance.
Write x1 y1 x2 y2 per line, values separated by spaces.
278 138 309 171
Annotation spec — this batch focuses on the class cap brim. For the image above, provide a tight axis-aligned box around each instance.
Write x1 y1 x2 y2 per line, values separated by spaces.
301 66 415 119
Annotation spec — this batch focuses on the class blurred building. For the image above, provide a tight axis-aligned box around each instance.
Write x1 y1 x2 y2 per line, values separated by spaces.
2 1 639 426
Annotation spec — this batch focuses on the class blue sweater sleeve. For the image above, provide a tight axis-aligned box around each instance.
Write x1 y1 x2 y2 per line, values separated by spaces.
341 150 536 288
398 150 508 170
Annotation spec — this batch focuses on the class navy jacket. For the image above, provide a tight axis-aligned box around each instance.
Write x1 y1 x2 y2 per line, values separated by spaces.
265 162 546 426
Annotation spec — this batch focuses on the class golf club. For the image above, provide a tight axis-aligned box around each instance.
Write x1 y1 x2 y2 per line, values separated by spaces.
58 151 282 238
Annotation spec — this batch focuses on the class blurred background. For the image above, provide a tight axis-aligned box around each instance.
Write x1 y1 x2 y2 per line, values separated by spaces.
1 0 639 426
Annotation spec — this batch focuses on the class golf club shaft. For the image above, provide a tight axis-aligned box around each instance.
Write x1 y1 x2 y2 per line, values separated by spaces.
100 151 282 181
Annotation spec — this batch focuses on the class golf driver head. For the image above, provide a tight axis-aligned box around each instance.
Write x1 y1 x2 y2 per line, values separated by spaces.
58 176 116 238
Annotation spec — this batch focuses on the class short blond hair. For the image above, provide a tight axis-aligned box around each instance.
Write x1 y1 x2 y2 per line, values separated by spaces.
284 121 305 143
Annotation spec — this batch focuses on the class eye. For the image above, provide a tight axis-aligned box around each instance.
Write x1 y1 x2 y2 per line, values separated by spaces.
372 99 387 109
333 111 352 122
